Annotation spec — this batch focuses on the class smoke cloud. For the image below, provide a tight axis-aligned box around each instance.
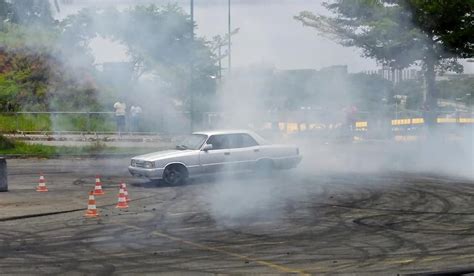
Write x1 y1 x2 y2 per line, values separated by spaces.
5 1 472 226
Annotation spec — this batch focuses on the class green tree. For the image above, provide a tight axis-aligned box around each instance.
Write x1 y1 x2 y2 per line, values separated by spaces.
393 79 423 110
0 0 13 24
295 0 474 125
0 0 55 27
61 5 217 111
0 3 218 116
438 77 474 106
0 10 99 112
113 4 217 109
210 28 239 78
348 73 391 111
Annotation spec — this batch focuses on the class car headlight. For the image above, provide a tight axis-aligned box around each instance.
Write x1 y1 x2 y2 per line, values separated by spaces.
144 161 155 168
131 159 137 166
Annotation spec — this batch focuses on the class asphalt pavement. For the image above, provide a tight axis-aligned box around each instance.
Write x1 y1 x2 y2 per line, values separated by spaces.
1 142 474 274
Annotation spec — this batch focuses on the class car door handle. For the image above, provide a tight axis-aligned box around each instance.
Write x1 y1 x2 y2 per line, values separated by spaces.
254 149 260 152
224 152 231 155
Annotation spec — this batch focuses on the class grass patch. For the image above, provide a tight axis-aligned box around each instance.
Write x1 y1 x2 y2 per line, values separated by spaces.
0 114 50 132
0 114 116 132
0 141 57 156
0 134 15 149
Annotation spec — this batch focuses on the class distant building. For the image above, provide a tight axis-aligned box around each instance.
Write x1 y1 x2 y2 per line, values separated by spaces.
363 66 474 83
436 73 474 81
363 66 420 83
319 65 348 75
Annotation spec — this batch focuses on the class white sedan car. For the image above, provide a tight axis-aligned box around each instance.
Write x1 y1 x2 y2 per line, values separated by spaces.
128 130 302 185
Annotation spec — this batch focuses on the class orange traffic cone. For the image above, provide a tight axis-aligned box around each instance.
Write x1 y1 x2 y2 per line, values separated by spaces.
121 181 131 202
116 185 129 209
84 191 100 218
36 173 48 192
93 175 105 196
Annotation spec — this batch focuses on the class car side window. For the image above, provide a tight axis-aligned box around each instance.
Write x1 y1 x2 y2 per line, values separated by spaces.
229 134 258 148
206 135 230 150
241 134 258 147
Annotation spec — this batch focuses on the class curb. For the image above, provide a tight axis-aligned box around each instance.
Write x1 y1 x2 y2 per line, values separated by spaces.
1 153 136 159
3 134 177 143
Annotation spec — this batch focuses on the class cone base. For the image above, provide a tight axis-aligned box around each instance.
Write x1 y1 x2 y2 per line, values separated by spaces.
84 213 99 218
36 188 48 192
115 204 128 209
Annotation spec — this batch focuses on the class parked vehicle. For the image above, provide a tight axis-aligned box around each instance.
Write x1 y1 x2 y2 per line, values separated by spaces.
129 130 302 185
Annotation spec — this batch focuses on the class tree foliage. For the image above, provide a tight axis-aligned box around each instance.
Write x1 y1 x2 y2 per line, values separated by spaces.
0 0 55 26
438 77 474 106
405 1 473 60
295 0 474 115
0 0 99 112
0 2 219 114
0 46 99 111
60 4 217 110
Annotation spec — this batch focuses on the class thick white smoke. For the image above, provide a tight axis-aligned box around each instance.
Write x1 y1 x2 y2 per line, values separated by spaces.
17 0 471 226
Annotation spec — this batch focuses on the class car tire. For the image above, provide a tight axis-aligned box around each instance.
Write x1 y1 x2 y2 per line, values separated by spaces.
162 164 188 186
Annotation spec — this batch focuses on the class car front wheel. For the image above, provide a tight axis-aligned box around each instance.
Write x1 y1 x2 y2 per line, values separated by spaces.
162 164 188 185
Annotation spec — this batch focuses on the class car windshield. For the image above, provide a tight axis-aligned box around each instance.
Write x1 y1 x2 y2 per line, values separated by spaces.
175 134 207 150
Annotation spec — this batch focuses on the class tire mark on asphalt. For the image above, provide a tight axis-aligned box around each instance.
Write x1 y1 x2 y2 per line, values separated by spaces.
106 183 310 274
118 222 309 274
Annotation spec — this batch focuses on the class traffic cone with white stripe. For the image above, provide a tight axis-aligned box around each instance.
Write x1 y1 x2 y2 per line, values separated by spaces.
116 184 129 209
36 173 48 192
120 181 130 202
93 175 105 196
84 191 99 218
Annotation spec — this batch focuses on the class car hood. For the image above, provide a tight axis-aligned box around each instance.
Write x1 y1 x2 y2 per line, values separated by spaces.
132 149 195 161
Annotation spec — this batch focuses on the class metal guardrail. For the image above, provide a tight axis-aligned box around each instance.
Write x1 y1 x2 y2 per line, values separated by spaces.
1 110 473 135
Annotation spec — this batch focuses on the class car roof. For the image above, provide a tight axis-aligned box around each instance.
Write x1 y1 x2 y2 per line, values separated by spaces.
192 129 268 145
193 129 253 136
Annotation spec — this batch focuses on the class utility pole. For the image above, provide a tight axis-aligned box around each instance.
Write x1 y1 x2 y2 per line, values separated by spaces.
190 0 195 132
228 0 231 75
218 44 222 79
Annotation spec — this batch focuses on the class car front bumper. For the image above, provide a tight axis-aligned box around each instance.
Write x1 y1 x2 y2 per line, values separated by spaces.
128 166 164 179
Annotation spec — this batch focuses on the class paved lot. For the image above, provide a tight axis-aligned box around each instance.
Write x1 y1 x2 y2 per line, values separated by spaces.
1 143 474 274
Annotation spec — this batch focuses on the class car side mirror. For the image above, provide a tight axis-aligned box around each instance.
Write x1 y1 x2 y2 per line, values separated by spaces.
202 144 213 151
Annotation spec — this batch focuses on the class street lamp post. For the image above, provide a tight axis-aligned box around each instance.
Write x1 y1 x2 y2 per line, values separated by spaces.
190 0 195 132
228 0 231 75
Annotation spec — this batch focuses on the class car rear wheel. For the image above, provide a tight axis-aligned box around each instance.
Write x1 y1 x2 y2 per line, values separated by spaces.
162 164 188 185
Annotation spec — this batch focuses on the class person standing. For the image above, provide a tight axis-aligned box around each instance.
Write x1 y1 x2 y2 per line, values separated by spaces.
344 104 358 132
113 100 127 137
130 104 143 132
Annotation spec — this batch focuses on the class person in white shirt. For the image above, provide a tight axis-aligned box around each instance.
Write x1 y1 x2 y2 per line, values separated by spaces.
130 105 142 132
113 100 127 137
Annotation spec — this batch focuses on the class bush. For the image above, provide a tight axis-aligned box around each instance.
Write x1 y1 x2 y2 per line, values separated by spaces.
0 134 15 150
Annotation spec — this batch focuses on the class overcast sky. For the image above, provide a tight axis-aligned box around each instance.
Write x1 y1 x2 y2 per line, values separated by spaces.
57 0 473 73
